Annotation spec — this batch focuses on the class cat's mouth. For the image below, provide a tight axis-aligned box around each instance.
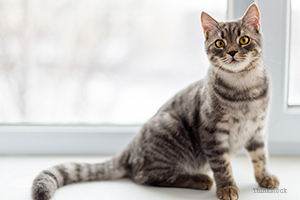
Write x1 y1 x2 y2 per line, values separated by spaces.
229 58 239 64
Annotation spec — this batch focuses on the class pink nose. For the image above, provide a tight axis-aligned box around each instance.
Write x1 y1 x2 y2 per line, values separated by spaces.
228 51 238 57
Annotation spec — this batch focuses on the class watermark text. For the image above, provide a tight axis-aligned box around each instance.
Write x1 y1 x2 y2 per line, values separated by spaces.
253 188 287 193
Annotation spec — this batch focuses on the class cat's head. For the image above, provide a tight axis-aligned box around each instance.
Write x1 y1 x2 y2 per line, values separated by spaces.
201 4 262 73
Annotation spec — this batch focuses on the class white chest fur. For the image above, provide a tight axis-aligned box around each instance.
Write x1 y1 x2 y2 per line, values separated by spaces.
229 120 258 153
223 112 266 154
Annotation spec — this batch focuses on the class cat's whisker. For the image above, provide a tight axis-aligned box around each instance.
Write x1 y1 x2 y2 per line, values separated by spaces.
263 56 283 65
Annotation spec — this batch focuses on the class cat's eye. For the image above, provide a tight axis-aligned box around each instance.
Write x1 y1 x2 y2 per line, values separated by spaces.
215 40 225 48
239 36 249 45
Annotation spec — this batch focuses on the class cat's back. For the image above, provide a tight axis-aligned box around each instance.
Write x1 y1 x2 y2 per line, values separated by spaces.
157 79 205 115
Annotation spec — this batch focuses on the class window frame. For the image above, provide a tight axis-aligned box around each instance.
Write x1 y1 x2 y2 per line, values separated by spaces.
0 125 139 154
1 0 299 155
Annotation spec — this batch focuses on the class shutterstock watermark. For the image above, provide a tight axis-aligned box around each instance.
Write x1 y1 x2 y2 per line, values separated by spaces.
253 188 287 193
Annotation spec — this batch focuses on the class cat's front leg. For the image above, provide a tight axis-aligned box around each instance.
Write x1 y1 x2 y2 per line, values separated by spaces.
245 134 279 188
203 136 239 200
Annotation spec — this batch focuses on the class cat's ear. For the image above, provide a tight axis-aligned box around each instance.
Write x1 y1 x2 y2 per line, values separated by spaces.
201 12 219 37
242 3 260 31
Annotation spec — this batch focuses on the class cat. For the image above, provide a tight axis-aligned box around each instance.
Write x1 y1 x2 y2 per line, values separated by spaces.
32 3 279 200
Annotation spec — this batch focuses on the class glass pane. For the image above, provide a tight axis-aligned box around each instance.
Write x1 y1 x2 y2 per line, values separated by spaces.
0 0 226 124
289 0 300 106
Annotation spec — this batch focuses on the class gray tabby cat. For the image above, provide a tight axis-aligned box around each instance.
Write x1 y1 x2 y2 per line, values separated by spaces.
32 4 279 200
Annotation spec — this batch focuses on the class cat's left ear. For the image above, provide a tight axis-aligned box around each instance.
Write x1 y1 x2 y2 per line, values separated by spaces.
242 3 260 31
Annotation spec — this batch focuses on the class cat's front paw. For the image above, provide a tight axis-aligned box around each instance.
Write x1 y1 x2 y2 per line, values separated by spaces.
217 186 240 200
258 175 279 188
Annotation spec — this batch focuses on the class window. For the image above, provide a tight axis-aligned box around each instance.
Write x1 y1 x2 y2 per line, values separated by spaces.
1 0 299 155
288 0 300 106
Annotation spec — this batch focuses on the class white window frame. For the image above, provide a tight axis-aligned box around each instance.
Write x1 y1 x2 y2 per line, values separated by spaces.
0 125 139 154
1 0 299 155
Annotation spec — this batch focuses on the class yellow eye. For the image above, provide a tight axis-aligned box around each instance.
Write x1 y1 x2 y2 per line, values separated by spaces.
239 36 249 45
215 40 225 48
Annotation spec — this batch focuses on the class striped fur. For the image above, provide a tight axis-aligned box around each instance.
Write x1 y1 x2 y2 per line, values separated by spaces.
32 4 279 200
32 156 126 200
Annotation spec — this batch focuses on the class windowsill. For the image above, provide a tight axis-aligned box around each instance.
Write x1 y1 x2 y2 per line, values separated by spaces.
0 155 298 200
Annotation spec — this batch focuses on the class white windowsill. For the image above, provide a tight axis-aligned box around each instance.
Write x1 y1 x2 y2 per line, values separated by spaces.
0 155 299 200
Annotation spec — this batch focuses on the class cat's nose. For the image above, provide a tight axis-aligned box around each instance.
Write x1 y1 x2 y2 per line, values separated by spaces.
228 51 238 57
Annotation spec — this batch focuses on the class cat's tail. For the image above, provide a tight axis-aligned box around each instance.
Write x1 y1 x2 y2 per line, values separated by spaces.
31 154 128 200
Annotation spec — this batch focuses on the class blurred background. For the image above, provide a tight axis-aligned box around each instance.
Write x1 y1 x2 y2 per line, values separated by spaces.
0 0 298 124
0 0 227 124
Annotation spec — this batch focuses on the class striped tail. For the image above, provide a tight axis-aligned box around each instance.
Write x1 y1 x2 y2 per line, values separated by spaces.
31 156 127 200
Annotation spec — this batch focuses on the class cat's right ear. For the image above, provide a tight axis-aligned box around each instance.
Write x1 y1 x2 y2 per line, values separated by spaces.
201 12 219 38
242 3 260 31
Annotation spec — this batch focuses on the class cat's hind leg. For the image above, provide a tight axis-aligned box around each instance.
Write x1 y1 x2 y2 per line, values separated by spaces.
134 173 213 190
129 112 213 190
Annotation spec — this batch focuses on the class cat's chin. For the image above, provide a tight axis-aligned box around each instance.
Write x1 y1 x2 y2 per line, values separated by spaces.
219 61 252 73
